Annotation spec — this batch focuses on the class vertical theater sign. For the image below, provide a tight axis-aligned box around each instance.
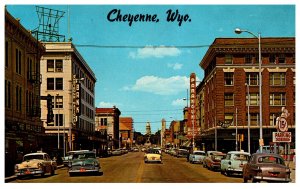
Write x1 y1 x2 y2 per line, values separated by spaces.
189 73 197 143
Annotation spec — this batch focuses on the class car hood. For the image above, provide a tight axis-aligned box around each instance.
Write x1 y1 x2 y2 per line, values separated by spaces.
17 159 43 169
71 158 97 166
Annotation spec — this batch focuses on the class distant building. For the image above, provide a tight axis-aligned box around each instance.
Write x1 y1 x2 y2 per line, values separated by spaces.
5 9 45 176
198 37 295 152
95 107 121 149
119 117 134 148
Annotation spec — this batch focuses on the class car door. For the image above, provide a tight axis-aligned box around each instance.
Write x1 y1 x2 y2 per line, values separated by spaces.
221 153 231 171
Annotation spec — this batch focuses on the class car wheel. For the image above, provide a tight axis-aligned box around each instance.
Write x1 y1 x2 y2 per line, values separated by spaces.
250 176 257 183
243 176 248 183
51 168 55 175
41 172 45 177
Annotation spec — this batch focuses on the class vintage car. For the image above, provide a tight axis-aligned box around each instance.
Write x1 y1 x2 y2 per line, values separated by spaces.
189 150 206 164
68 151 103 176
176 149 189 158
62 150 89 166
144 148 162 163
204 152 226 171
243 153 291 183
220 151 250 176
203 151 222 168
15 152 57 178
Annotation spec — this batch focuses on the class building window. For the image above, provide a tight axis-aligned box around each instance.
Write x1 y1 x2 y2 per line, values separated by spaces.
278 54 286 64
7 81 11 108
47 78 63 90
55 60 63 72
16 86 22 111
225 54 233 64
269 113 278 126
55 114 63 126
15 48 22 74
55 96 63 108
47 60 54 72
246 72 259 85
224 93 234 106
5 41 8 67
224 72 234 85
270 93 286 106
224 113 234 123
47 78 55 90
246 113 259 126
101 118 107 126
269 54 276 64
56 78 63 90
245 54 253 64
269 72 286 86
246 93 259 106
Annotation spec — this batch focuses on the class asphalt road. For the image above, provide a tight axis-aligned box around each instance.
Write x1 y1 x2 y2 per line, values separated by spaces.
10 152 243 183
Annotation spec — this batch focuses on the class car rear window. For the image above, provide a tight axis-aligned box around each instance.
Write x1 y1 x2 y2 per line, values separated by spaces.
257 156 285 165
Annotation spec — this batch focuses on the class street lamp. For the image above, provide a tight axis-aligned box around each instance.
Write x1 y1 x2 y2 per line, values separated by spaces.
245 82 251 154
235 28 263 153
56 94 60 151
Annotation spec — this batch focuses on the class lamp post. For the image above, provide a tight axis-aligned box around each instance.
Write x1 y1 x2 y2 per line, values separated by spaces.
235 28 262 153
57 94 60 150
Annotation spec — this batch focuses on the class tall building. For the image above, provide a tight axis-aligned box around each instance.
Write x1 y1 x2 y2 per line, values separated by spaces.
198 37 295 153
95 107 121 149
5 9 45 176
40 42 96 153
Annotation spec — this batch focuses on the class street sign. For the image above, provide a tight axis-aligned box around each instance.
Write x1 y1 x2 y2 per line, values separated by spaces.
276 117 288 132
272 132 291 143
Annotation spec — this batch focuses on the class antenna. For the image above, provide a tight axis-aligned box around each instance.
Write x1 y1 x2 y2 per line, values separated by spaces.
33 6 66 42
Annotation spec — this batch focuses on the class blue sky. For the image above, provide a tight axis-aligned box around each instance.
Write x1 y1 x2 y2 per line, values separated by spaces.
5 4 295 134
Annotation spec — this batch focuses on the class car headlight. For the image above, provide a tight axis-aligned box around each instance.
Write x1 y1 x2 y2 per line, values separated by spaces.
37 163 43 170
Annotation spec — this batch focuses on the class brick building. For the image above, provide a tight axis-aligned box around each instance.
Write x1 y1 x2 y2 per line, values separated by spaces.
95 107 121 149
5 9 45 176
198 38 295 153
119 117 134 148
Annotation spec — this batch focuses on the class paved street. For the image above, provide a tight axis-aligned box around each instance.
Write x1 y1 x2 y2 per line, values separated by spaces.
9 152 243 183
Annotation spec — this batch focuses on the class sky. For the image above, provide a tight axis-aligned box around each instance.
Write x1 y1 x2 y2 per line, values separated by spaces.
3 2 296 135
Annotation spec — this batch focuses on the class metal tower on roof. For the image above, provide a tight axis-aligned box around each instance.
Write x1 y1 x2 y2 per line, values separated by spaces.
32 6 65 42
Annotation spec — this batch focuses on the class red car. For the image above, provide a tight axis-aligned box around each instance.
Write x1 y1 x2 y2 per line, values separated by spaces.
204 152 226 171
243 153 291 183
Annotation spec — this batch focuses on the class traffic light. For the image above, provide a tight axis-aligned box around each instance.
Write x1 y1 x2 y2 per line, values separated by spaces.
46 94 54 124
240 134 244 142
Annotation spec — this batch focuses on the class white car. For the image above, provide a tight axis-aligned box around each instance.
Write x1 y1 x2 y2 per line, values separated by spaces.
144 148 162 163
189 150 206 164
15 152 57 178
221 151 250 176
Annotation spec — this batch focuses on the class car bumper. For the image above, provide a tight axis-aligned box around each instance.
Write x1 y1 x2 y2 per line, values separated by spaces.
69 167 102 173
253 176 292 183
16 169 44 176
227 167 243 174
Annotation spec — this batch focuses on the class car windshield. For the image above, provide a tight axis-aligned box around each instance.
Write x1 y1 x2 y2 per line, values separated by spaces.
194 152 205 155
258 156 285 165
73 152 95 159
24 155 44 161
233 154 249 161
147 149 160 154
213 155 225 160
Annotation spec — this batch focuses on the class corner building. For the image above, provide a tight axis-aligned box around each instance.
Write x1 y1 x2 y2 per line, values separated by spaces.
199 38 295 153
40 42 96 153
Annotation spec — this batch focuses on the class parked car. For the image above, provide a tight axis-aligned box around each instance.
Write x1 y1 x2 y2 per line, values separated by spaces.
144 148 162 163
68 151 103 176
243 153 291 183
189 150 206 164
111 149 122 156
176 149 189 158
204 152 226 171
203 151 221 168
220 151 250 176
15 152 57 178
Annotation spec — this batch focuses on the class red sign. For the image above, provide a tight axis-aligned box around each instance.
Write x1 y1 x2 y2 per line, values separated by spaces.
272 132 291 143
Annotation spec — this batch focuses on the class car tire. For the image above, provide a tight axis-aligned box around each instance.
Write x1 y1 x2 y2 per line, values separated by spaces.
250 176 257 183
243 176 248 183
51 168 55 175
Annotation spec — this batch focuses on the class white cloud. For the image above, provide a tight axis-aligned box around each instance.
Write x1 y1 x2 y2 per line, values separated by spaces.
167 63 183 70
171 98 187 106
129 45 181 59
98 101 118 108
123 75 189 95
